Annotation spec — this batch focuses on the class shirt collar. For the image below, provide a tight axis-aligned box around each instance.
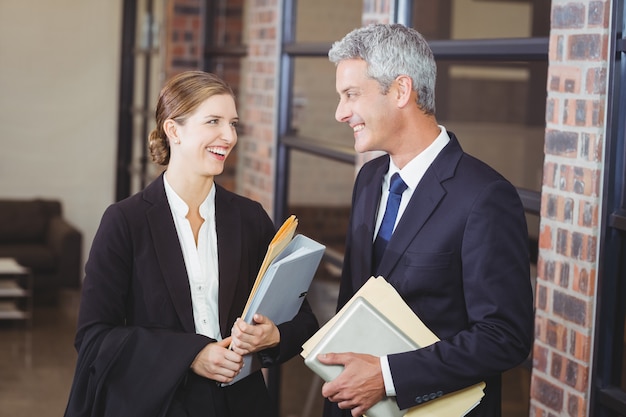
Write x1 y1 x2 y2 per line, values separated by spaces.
163 173 215 220
388 125 451 190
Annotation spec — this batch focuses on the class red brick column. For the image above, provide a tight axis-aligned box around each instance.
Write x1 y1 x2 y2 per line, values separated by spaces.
238 1 280 213
531 1 609 415
164 0 203 80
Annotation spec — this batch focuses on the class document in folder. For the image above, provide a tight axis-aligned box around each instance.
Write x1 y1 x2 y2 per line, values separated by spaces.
224 216 326 386
301 276 486 417
241 214 299 317
305 297 416 417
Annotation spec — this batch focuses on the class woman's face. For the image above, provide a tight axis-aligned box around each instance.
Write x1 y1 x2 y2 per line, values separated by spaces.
170 93 238 178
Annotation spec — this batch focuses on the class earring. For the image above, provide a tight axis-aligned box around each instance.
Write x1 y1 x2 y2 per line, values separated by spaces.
173 139 180 144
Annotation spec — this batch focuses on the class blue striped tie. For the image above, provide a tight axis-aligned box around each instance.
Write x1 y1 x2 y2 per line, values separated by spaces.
373 173 407 271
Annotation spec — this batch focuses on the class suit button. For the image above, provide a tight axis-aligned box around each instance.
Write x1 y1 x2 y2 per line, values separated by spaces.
437 390 443 397
422 394 430 402
429 393 437 400
415 396 423 404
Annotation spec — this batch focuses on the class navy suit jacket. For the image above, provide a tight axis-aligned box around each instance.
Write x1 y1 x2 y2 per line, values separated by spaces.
65 174 318 417
327 133 534 417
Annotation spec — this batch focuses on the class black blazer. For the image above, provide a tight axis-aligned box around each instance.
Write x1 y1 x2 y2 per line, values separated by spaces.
326 133 534 417
65 174 318 417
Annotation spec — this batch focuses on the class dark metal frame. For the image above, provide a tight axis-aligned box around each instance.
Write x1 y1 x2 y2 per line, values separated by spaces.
271 7 548 411
116 0 137 201
592 0 626 415
116 0 156 201
274 2 548 267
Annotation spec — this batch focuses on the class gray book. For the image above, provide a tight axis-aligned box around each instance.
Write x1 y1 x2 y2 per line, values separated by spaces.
223 234 326 386
304 296 419 417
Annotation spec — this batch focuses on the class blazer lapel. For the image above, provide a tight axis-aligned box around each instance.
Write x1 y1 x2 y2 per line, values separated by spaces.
144 175 196 333
376 134 464 277
214 186 242 336
353 158 389 285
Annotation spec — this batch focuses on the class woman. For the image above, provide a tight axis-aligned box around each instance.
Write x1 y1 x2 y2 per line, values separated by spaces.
64 71 319 417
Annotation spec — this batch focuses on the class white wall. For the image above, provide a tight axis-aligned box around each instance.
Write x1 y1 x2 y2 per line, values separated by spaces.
0 0 122 273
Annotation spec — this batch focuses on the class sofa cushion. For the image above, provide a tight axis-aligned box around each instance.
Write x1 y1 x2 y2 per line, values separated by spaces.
0 200 48 244
0 244 57 272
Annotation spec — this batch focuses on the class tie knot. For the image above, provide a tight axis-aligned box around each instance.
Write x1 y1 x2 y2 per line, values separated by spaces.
389 173 407 195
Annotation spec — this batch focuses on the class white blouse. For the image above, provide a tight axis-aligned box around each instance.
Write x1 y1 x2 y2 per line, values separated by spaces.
163 174 221 340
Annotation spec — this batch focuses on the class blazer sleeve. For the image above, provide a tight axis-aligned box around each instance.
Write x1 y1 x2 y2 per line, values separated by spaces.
68 203 212 416
388 178 534 410
64 325 210 417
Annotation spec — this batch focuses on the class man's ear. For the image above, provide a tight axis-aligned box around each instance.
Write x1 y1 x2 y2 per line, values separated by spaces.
163 119 178 143
395 74 414 108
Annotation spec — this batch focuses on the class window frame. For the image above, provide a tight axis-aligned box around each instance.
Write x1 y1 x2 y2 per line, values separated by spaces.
274 1 548 237
591 0 626 415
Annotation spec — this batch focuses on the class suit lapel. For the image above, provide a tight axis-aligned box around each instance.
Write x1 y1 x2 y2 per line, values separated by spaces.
376 134 464 278
214 186 242 336
144 175 196 333
353 158 388 286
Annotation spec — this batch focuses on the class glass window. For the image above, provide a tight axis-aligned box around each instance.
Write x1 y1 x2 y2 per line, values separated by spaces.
295 0 362 43
437 62 547 193
291 58 347 144
413 0 549 40
288 57 355 232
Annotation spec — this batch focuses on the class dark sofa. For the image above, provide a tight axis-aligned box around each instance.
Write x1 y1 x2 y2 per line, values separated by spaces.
0 198 82 302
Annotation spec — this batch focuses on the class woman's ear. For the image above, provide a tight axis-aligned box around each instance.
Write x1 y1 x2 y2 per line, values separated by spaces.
163 119 179 144
395 75 414 108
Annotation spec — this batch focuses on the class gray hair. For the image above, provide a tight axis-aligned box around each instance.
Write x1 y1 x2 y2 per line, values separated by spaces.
328 23 437 115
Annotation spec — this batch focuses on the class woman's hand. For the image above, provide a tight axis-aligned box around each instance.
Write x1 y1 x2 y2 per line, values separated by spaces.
230 314 280 355
190 337 243 383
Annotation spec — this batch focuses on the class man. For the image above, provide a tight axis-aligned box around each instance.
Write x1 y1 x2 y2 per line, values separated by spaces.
318 23 534 417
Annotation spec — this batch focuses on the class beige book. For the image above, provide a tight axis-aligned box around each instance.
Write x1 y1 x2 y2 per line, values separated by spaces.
301 276 486 417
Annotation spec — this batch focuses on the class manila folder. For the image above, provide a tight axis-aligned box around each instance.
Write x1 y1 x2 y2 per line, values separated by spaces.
225 234 325 386
301 276 485 417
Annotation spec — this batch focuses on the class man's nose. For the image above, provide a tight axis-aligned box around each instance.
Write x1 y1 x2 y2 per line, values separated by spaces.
335 101 350 123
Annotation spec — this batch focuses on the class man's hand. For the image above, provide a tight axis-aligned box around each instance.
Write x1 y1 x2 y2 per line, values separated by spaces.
319 352 386 417
190 337 243 383
230 314 280 355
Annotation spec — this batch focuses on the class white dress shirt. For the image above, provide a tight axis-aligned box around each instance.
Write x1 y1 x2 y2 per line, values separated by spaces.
377 126 450 396
164 174 221 340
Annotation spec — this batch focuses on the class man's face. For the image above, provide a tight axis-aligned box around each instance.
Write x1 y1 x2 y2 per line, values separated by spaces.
335 59 398 154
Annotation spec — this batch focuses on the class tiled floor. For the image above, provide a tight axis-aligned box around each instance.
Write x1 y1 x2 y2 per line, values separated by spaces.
0 280 530 417
0 290 79 417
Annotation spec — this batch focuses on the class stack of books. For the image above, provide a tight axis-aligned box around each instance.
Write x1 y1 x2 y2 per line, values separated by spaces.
301 276 486 417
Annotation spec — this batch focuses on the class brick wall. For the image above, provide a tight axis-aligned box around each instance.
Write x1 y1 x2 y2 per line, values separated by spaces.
531 1 609 415
237 0 280 213
164 0 203 80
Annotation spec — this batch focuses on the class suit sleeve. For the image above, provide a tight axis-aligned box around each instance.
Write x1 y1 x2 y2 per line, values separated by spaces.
67 204 211 416
388 179 534 410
